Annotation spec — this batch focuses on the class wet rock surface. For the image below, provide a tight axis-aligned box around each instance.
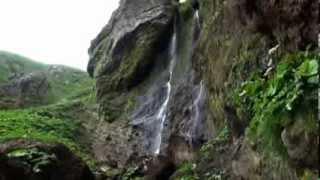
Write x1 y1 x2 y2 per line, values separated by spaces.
88 0 179 170
190 0 319 178
88 0 319 178
88 0 175 88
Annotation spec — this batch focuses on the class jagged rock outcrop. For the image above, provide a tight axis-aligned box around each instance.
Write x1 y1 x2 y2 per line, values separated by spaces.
88 0 212 175
89 0 318 178
0 139 94 180
88 0 175 89
0 72 49 108
88 0 176 170
0 52 94 109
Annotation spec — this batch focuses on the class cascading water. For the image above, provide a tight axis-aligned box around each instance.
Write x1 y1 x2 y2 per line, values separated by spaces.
131 7 202 155
195 10 200 27
194 81 204 127
193 10 201 46
154 30 177 155
185 80 205 144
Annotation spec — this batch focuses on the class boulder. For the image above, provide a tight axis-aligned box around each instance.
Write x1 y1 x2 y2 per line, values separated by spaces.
0 139 94 180
0 72 49 108
88 0 175 91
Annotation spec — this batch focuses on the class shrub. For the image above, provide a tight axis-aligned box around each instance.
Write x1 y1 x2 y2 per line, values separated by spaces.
234 52 319 155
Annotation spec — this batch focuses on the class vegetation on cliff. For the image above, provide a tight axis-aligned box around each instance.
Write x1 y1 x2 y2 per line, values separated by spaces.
235 52 319 155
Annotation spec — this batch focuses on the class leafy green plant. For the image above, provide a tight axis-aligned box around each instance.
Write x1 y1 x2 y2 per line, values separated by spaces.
234 52 319 154
121 166 142 180
200 126 229 156
8 147 57 173
173 162 199 180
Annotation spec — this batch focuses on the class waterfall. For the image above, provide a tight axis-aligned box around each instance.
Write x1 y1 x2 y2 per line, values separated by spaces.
184 80 205 145
154 30 177 155
154 10 202 153
193 10 201 46
195 10 200 27
193 81 204 132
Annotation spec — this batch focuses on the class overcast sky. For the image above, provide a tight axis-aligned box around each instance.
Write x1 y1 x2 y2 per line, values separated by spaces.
0 0 120 70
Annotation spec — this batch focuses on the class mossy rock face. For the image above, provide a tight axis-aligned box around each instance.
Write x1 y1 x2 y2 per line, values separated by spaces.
87 0 177 170
88 0 176 132
88 0 175 92
194 0 319 132
188 0 318 178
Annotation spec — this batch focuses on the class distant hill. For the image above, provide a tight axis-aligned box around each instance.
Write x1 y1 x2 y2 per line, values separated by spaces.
0 51 98 168
0 51 94 108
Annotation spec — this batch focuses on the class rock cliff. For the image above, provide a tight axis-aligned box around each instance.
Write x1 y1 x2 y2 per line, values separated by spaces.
89 0 319 179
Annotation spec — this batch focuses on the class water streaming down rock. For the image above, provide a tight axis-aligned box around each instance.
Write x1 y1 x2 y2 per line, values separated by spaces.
193 10 201 46
86 0 318 177
130 8 202 156
178 9 204 145
154 30 177 155
195 10 200 29
185 80 205 144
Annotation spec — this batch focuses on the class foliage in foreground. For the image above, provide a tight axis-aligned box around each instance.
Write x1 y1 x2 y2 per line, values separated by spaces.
0 102 96 167
234 52 319 155
7 147 57 173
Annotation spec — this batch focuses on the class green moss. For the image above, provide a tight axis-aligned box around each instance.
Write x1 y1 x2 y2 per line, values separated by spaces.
234 52 319 155
179 0 194 20
300 170 318 180
200 126 229 157
0 104 96 168
124 95 137 117
121 166 143 180
173 161 226 180
107 25 159 91
46 68 94 103
173 162 199 180
0 51 47 84
0 51 95 107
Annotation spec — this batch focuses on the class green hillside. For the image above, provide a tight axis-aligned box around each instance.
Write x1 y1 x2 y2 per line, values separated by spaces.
0 51 47 83
0 51 98 167
0 51 94 106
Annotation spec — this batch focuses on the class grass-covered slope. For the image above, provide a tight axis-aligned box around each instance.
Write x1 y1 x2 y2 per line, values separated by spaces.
0 97 98 167
0 51 98 167
0 51 94 107
0 51 47 83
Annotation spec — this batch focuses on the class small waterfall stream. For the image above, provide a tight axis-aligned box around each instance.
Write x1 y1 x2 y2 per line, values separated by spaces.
194 81 204 126
154 30 177 154
195 10 200 27
131 8 202 155
193 10 201 46
185 80 205 144
154 9 201 154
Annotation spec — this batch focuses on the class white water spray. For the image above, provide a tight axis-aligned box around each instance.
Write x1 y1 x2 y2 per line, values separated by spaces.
195 10 200 26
